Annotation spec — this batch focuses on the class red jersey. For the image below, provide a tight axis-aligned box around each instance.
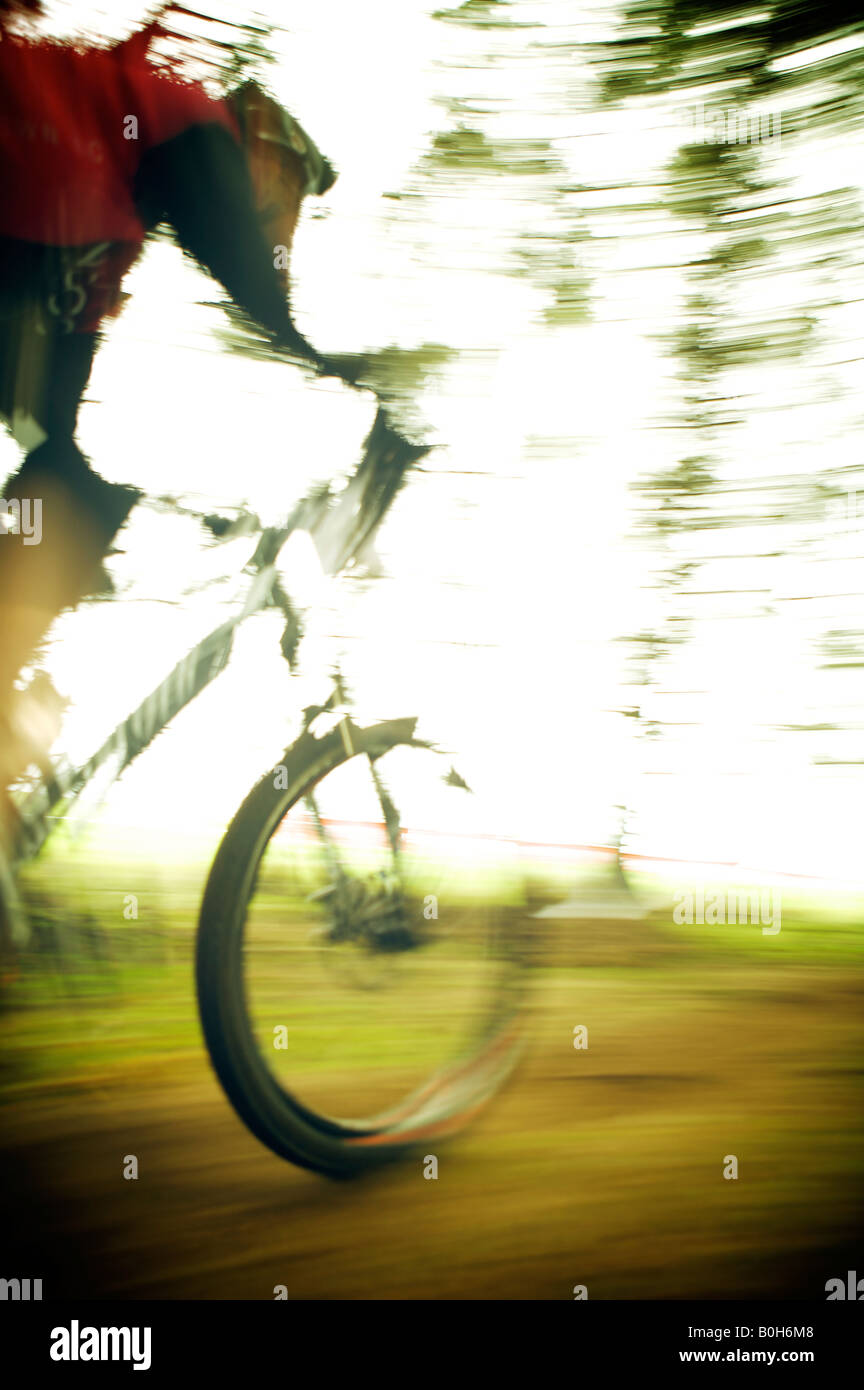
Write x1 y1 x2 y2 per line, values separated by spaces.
0 31 240 329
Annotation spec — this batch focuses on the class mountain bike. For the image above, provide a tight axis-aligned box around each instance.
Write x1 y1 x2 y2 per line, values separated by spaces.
0 405 527 1178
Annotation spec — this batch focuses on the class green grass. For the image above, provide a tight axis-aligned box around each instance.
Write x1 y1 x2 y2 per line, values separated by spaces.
3 848 862 1099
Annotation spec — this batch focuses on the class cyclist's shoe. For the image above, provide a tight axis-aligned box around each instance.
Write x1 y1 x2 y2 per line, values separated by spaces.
72 470 143 551
81 562 118 601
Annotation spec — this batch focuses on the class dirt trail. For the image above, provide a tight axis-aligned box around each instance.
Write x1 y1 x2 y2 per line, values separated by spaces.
1 922 862 1299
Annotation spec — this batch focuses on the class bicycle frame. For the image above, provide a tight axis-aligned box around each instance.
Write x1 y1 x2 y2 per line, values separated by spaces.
9 405 425 869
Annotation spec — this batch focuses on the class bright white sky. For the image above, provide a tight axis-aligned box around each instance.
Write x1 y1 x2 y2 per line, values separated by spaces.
3 0 863 883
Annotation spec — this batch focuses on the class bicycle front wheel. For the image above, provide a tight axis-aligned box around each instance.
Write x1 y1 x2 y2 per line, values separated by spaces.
195 714 526 1178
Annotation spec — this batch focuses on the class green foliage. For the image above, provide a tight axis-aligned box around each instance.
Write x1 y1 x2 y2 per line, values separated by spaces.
433 0 529 30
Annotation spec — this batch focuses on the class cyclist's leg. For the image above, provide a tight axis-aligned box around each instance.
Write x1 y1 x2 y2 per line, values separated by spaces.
0 321 139 789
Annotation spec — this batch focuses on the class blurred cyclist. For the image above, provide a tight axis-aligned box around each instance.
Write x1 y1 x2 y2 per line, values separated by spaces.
0 3 344 810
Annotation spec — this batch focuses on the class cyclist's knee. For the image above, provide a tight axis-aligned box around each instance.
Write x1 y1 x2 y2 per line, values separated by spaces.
10 439 140 548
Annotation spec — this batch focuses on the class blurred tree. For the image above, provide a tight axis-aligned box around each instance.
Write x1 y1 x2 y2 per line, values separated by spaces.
598 0 864 769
